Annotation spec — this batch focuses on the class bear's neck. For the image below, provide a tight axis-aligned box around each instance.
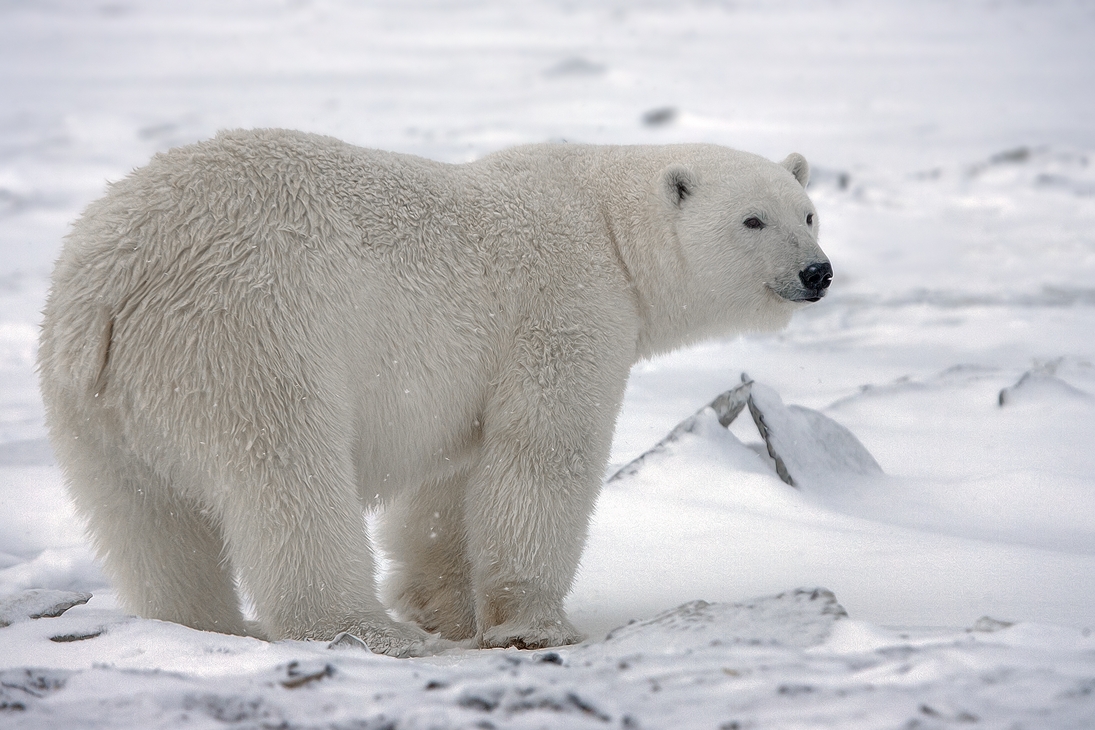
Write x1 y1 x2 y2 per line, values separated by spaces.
587 148 711 361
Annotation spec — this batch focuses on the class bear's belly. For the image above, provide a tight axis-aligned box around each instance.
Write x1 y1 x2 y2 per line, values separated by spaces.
348 356 486 505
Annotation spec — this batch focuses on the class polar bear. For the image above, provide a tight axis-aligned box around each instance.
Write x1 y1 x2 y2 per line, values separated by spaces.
38 129 830 656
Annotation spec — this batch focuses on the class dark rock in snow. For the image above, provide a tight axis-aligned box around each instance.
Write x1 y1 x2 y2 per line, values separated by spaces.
641 107 677 127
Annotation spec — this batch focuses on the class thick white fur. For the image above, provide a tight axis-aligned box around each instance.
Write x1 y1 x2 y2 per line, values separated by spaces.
38 130 827 655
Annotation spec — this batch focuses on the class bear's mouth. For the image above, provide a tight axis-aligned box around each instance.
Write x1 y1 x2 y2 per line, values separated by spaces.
768 284 828 304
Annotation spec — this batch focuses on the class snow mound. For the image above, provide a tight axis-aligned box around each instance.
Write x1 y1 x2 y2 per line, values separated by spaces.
0 586 850 727
598 587 847 652
969 146 1095 197
998 362 1094 407
607 379 754 483
2 584 1095 728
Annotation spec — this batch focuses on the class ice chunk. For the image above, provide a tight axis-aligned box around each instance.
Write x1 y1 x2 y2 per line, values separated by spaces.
610 378 882 490
747 381 884 489
0 588 91 627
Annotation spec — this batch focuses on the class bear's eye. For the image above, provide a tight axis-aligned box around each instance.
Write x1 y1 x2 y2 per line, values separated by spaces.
806 213 814 226
743 217 765 230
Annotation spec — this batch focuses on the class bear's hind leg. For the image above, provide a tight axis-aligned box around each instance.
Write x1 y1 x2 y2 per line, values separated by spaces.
61 444 251 636
379 468 477 641
216 447 436 656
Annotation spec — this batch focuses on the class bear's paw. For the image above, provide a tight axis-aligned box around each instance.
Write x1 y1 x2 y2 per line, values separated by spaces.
331 619 452 658
479 616 583 650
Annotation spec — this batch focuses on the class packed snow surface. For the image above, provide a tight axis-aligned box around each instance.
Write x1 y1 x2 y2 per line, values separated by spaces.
2 0 1094 726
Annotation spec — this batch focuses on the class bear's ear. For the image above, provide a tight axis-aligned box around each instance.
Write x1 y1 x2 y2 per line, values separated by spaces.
661 164 696 208
781 153 810 188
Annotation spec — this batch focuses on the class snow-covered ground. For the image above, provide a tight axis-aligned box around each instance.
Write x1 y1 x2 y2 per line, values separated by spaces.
2 0 1094 726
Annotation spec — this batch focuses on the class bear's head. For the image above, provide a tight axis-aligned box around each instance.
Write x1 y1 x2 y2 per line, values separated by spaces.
651 147 831 343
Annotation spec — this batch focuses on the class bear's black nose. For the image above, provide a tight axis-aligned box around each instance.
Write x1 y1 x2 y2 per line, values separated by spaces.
799 262 833 291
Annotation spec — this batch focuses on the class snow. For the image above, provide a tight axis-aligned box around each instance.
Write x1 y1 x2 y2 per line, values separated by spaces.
2 0 1094 726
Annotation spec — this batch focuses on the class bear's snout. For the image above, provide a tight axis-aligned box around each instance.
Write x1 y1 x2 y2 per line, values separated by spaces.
798 261 833 301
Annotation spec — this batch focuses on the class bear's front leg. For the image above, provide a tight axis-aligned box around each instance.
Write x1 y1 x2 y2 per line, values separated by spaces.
465 323 628 649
